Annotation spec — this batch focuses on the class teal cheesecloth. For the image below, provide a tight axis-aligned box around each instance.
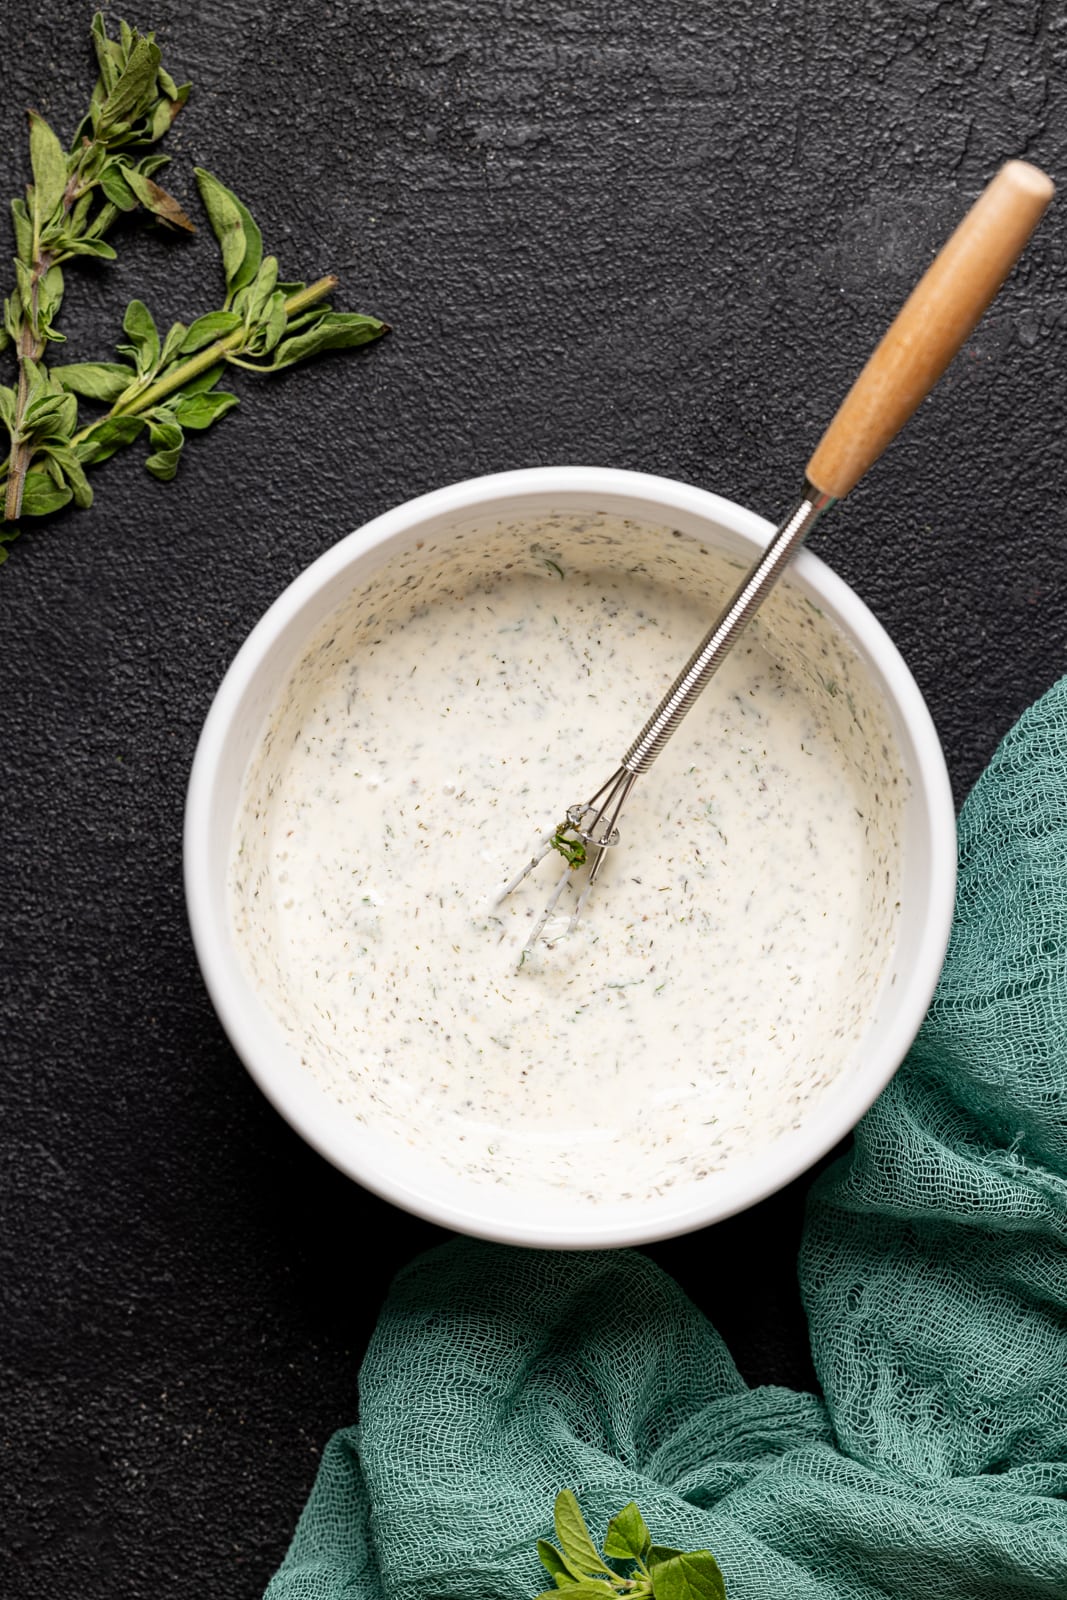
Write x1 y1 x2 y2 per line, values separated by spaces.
265 677 1067 1600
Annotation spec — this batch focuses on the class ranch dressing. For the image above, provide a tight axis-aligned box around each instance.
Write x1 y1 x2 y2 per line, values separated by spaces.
230 514 902 1207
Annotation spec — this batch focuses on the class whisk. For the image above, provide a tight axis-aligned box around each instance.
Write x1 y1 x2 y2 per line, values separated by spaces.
499 160 1053 955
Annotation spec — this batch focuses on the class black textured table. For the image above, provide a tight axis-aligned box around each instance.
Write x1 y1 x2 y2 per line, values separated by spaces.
3 5 1063 1595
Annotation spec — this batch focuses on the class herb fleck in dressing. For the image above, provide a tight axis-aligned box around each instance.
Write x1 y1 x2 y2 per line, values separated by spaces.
230 516 902 1207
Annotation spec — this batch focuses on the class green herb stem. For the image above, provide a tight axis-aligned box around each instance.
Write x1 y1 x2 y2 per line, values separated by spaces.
104 337 232 418
6 328 45 521
75 276 338 441
5 233 63 521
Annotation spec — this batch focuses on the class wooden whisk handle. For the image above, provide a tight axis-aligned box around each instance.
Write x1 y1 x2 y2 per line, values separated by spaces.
806 159 1054 502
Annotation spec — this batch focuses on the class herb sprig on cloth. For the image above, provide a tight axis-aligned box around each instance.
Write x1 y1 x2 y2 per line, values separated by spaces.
536 1490 727 1600
0 12 387 562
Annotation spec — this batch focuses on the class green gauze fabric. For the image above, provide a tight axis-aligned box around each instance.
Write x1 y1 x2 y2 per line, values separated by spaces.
265 677 1067 1600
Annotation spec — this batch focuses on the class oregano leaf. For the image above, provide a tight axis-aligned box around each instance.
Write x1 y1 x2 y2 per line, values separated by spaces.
603 1503 652 1563
120 297 161 375
123 166 195 232
99 162 139 211
41 443 93 508
24 390 77 439
14 259 35 319
97 35 161 132
247 254 279 323
172 389 239 430
534 1587 615 1600
19 470 73 517
20 390 63 432
230 281 252 319
194 167 262 301
5 297 23 344
90 10 120 92
647 1551 727 1600
41 449 66 488
172 362 226 396
159 320 189 368
259 289 288 354
138 152 172 179
62 236 119 261
179 311 242 354
73 413 145 465
85 200 120 241
39 264 65 324
278 308 329 335
193 169 244 288
25 357 53 402
51 362 135 403
538 1541 579 1587
70 192 93 233
155 73 190 125
11 198 33 264
262 310 388 370
146 415 183 449
144 414 184 480
647 1546 686 1565
150 96 174 142
28 111 68 225
553 1491 615 1580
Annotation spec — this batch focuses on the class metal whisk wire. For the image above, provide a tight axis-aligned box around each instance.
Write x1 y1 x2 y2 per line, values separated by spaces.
498 486 833 955
498 767 638 951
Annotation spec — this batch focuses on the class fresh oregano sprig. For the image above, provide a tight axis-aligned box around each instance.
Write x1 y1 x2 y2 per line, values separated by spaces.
57 166 385 487
1 14 192 527
0 13 388 561
536 1490 727 1600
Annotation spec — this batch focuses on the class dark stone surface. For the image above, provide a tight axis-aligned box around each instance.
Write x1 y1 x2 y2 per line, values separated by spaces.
1 2 1063 1595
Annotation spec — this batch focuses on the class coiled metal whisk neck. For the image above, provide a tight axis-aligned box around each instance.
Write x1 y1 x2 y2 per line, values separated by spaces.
621 483 834 775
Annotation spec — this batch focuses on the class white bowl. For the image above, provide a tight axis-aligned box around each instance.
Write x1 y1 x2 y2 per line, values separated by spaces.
184 467 956 1248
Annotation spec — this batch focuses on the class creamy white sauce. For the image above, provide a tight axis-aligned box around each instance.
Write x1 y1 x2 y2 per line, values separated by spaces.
229 515 902 1206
